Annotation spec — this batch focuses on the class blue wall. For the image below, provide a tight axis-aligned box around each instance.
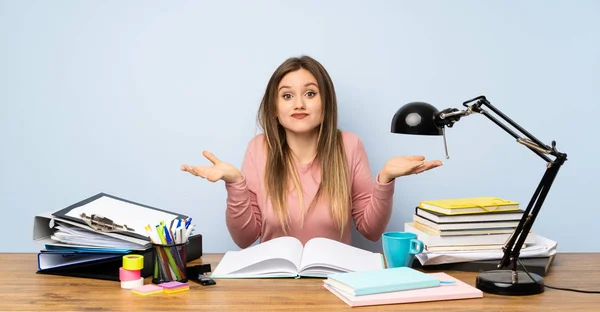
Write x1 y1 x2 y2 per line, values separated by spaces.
1 0 598 253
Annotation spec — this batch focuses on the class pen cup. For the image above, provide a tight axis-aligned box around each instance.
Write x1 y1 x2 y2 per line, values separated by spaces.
151 242 188 284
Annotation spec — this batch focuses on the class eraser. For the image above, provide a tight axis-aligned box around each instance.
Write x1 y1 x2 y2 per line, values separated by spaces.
158 281 189 289
131 284 164 296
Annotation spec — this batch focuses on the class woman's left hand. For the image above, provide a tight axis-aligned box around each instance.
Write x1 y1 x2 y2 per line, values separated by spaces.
379 155 442 183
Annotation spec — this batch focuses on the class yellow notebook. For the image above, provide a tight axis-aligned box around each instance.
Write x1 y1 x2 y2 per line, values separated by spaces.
418 197 520 215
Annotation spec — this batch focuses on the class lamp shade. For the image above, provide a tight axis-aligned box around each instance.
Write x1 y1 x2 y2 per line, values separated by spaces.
391 102 442 136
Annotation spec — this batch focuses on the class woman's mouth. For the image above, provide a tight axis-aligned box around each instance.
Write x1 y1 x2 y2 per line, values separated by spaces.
291 113 309 119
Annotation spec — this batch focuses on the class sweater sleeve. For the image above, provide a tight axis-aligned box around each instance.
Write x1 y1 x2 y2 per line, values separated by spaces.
350 138 395 241
224 141 262 248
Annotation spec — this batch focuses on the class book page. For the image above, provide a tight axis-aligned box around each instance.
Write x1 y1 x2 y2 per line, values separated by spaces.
298 238 383 277
211 236 304 278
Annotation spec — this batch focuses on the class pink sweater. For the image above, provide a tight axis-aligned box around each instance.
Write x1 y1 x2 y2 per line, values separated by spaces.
224 131 395 248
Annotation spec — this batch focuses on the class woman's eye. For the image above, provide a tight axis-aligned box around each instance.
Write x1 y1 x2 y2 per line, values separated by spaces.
306 91 317 97
282 94 292 100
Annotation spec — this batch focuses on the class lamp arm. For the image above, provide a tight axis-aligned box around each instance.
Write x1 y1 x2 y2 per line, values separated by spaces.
464 96 555 163
498 159 564 272
436 95 568 276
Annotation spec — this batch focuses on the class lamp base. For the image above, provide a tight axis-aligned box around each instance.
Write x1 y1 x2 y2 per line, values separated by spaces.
476 270 544 296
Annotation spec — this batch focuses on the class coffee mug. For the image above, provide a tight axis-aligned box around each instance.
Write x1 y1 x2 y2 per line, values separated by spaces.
382 232 424 268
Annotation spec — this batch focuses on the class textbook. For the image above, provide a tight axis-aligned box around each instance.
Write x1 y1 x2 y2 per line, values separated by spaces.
419 197 520 215
405 222 536 247
415 207 524 223
211 236 383 278
325 267 440 296
413 212 520 231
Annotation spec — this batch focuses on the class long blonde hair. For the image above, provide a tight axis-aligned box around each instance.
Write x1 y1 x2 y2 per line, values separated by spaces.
257 56 350 236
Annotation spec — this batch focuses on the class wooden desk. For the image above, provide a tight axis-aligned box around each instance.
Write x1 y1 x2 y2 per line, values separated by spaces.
1 253 599 311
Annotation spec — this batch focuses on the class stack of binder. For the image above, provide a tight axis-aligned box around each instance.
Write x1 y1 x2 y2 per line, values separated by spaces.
32 193 203 281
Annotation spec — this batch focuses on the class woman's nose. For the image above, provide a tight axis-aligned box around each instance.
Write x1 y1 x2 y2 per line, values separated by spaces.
293 97 306 110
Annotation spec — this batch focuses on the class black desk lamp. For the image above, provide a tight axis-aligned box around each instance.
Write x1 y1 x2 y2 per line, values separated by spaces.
391 95 567 296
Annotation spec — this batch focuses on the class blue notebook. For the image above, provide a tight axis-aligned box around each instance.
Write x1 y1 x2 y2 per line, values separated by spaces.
326 267 440 296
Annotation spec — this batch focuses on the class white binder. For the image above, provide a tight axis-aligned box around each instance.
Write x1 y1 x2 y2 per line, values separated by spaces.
33 193 188 251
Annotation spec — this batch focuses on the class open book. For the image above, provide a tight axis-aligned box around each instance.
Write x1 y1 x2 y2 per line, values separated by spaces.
211 236 383 278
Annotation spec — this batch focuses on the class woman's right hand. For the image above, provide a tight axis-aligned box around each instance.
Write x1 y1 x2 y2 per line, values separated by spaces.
181 151 244 183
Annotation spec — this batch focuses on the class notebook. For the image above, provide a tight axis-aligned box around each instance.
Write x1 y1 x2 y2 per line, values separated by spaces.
323 272 483 307
419 197 520 215
325 267 441 296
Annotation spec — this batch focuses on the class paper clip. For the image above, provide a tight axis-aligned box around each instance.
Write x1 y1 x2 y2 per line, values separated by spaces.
80 213 134 233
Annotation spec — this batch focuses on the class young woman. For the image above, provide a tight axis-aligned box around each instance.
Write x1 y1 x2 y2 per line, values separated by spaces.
181 56 442 248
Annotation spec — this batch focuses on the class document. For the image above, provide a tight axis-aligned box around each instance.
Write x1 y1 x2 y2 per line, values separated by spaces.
211 236 383 278
51 223 148 250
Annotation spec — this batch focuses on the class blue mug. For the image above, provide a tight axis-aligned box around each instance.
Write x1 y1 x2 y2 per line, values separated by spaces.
382 232 424 268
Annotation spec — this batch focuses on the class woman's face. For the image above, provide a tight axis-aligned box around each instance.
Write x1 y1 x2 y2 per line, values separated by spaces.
276 68 323 136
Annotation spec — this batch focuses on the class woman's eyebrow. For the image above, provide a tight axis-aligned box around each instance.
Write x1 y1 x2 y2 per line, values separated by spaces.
278 82 319 92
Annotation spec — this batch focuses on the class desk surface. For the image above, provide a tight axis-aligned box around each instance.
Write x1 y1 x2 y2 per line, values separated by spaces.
1 253 599 311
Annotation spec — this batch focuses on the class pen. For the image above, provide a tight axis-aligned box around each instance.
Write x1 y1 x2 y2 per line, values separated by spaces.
144 225 155 243
169 219 176 239
144 225 160 244
184 224 194 242
159 224 183 280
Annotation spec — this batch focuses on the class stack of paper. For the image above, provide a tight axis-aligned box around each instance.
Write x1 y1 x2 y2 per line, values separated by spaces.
414 234 557 266
51 223 145 250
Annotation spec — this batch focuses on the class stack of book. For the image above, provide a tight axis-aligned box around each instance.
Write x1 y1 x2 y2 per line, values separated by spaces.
322 267 483 307
405 197 536 252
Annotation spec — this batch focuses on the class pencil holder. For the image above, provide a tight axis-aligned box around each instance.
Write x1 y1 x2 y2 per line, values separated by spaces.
151 242 188 284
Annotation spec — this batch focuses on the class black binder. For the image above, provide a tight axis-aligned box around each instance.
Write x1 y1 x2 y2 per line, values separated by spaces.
412 255 554 277
36 234 203 281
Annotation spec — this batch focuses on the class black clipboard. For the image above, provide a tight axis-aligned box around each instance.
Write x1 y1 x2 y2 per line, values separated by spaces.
52 193 188 241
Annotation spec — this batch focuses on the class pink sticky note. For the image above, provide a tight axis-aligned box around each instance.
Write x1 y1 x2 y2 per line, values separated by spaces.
158 281 189 289
131 284 164 296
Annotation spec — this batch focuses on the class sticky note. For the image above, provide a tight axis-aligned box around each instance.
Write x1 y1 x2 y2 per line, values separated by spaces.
158 281 189 289
163 287 189 294
158 281 189 294
131 284 163 296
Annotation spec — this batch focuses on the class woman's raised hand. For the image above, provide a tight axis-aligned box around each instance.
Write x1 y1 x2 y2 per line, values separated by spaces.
379 155 442 183
181 151 243 183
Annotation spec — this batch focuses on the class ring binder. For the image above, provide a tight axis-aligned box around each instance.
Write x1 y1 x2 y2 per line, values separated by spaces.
80 213 134 233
